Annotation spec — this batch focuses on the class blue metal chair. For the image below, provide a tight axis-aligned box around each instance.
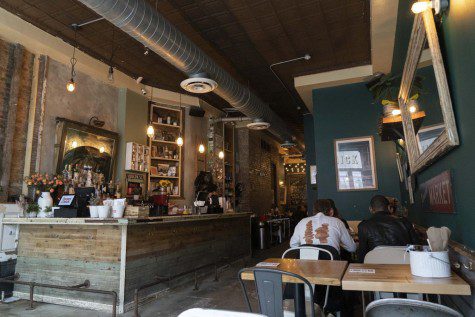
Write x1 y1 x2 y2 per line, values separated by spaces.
238 267 316 317
365 298 463 317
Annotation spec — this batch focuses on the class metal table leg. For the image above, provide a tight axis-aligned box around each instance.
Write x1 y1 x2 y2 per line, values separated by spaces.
294 284 306 317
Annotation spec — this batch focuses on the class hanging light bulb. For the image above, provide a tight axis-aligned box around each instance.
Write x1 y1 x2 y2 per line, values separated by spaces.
108 66 114 82
176 133 184 146
67 28 78 93
218 151 225 159
198 144 205 154
146 123 155 138
66 79 76 92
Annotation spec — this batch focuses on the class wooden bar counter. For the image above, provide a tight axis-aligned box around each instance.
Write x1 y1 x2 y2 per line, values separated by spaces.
3 213 252 313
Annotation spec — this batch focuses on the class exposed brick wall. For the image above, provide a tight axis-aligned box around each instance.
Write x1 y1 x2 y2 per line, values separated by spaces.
0 40 35 200
236 130 284 215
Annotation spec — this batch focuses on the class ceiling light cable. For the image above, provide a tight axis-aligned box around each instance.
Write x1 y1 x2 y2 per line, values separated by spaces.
269 54 311 112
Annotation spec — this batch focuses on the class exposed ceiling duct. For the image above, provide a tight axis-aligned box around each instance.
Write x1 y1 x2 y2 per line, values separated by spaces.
77 0 295 143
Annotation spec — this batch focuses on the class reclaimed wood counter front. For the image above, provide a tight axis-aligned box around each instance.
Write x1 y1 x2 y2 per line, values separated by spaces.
4 213 252 313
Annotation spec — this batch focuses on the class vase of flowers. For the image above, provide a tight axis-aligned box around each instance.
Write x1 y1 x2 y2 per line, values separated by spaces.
24 173 63 210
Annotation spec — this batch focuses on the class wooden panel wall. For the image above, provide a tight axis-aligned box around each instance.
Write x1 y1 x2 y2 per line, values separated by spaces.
15 225 123 305
124 216 251 304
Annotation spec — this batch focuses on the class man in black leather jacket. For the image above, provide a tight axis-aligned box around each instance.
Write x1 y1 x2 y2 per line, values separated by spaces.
358 195 419 262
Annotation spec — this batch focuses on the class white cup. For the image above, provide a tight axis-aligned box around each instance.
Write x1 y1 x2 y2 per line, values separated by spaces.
98 206 110 219
89 206 99 218
112 205 125 218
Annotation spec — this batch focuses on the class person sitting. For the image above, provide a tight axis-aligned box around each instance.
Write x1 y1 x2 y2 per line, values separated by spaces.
289 199 356 316
290 199 356 255
358 195 419 262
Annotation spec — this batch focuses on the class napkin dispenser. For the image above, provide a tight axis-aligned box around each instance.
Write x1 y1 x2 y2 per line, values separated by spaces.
408 245 451 278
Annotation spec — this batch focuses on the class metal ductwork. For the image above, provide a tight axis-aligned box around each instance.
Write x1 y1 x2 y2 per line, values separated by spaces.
77 0 294 142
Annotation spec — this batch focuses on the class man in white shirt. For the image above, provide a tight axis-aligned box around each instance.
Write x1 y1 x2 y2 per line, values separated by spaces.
290 199 356 254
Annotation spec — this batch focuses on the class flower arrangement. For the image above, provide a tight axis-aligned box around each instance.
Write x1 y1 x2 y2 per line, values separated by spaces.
158 180 172 189
24 173 63 194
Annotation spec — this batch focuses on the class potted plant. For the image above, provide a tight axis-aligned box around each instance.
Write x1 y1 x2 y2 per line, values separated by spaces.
89 194 101 218
366 73 423 117
26 203 39 218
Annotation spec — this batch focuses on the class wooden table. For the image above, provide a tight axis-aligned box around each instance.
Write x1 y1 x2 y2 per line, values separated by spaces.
240 258 348 286
241 258 348 317
342 263 471 295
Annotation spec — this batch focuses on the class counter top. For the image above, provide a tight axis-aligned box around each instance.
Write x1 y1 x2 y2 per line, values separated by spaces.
2 212 253 226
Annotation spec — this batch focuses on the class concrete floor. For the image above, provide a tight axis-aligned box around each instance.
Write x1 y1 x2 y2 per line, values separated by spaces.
0 244 287 317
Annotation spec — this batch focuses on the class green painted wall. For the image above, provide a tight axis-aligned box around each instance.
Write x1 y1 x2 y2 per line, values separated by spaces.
303 113 317 214
392 1 475 248
312 83 401 221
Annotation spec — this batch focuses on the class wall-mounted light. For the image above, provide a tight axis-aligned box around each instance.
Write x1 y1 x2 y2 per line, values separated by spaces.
146 123 155 138
198 144 205 154
99 146 105 153
392 109 401 116
176 133 184 146
218 151 225 159
411 0 448 14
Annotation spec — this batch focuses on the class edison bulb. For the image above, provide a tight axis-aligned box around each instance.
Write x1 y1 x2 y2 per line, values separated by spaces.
218 151 224 159
198 144 205 153
392 109 401 116
409 105 417 113
411 1 431 14
176 135 184 146
99 146 105 153
66 79 76 92
146 124 155 138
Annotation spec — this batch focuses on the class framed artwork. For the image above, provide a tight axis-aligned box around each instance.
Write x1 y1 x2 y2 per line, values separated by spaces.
334 136 378 191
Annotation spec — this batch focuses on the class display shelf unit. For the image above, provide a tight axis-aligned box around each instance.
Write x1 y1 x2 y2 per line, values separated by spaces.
223 123 236 212
125 142 150 173
148 102 184 198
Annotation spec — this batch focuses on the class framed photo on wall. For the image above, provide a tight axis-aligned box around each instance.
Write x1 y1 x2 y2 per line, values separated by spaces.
334 136 378 191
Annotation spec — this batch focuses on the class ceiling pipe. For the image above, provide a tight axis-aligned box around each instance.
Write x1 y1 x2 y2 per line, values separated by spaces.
77 0 296 144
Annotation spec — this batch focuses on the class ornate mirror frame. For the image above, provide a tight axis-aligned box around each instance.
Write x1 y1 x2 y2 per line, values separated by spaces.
398 10 459 175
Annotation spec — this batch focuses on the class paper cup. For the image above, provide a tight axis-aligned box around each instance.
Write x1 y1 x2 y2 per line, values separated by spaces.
89 206 99 218
112 205 125 218
98 206 110 219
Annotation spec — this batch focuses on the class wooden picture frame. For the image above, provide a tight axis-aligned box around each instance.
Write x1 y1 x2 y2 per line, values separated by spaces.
398 10 459 175
334 136 378 191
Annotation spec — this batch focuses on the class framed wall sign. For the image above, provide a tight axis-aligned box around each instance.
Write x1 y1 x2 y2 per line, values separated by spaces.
334 136 378 191
420 170 455 213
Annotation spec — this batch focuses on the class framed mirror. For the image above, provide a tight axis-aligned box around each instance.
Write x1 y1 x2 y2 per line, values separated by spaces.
398 10 458 174
54 117 119 182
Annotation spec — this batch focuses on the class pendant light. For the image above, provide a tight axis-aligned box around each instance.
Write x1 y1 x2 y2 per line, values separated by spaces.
176 93 184 146
67 27 78 92
176 133 184 146
147 122 155 138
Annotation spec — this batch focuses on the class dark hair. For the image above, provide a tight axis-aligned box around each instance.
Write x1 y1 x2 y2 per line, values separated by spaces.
370 195 390 211
327 199 340 218
313 199 333 216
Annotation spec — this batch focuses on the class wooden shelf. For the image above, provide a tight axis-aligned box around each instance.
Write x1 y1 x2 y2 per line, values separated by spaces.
152 139 177 145
152 122 180 129
150 175 179 179
151 157 179 162
380 111 426 141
